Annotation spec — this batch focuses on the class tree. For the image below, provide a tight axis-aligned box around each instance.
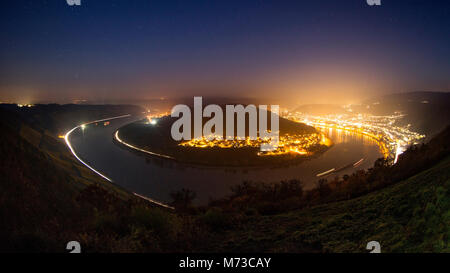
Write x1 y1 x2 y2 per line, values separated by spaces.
317 179 331 198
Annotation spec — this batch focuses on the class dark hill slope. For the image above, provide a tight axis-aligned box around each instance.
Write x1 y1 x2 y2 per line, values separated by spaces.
0 108 184 252
207 155 449 252
363 92 450 137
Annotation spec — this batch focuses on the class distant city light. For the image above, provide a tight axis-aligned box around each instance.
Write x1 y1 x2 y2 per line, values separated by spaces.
17 103 34 108
147 115 160 125
287 111 425 163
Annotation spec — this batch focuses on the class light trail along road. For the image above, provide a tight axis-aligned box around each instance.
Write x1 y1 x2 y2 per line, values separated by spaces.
64 114 174 209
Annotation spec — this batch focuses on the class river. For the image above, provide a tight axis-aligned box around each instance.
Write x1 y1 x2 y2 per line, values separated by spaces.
69 116 382 205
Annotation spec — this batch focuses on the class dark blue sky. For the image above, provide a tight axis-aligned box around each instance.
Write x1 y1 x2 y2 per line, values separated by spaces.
1 0 449 104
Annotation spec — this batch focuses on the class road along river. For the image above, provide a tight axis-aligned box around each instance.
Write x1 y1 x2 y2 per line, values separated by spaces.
67 115 382 205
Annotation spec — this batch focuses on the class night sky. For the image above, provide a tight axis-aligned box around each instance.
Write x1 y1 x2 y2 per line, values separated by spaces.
1 0 449 104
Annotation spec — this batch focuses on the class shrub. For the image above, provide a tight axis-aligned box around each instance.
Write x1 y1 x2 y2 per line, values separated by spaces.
130 207 172 235
201 207 230 231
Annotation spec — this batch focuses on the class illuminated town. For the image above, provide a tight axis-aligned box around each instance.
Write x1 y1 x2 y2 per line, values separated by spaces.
173 107 426 164
178 132 332 157
144 111 331 157
283 110 426 163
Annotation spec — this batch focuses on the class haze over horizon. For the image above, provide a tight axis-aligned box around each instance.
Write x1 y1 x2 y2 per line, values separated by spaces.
1 0 449 105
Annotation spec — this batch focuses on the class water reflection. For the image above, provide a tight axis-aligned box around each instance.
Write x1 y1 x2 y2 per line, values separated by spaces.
322 127 379 146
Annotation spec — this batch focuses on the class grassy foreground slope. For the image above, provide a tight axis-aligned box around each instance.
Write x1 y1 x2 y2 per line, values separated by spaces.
211 156 449 253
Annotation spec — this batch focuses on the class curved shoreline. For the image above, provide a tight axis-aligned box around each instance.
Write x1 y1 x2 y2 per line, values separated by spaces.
72 116 383 204
64 114 174 210
113 126 332 170
64 115 132 182
114 130 175 160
